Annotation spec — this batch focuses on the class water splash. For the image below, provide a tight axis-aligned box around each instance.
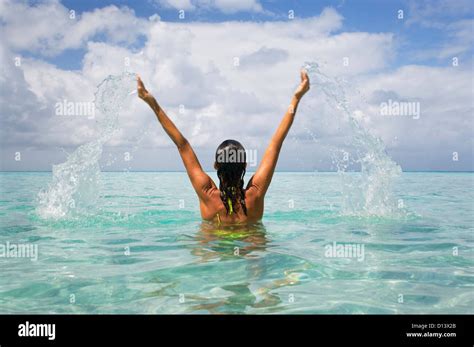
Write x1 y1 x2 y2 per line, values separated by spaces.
37 72 137 219
303 62 402 217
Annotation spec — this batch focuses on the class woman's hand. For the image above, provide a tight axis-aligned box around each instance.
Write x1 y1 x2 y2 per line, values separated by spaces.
294 69 310 100
137 76 154 103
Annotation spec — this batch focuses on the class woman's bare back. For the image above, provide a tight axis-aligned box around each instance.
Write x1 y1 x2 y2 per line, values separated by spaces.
200 183 263 225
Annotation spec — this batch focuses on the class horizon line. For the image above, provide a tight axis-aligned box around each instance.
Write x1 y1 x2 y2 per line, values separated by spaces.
0 170 473 173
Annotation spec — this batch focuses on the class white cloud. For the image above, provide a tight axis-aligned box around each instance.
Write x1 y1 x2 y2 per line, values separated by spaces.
156 0 263 13
354 64 473 170
406 0 473 28
0 1 147 56
157 0 195 11
0 2 472 171
211 0 263 14
404 0 474 61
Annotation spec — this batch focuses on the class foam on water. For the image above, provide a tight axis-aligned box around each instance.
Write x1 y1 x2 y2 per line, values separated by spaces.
303 62 402 217
36 72 137 219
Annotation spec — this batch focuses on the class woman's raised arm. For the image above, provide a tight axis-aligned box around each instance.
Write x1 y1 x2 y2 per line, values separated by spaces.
248 69 310 198
137 76 215 200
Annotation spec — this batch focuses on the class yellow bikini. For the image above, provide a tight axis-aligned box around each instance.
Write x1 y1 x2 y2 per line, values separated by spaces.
215 198 234 226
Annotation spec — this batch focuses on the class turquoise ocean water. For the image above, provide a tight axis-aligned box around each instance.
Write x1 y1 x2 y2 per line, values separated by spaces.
0 171 472 314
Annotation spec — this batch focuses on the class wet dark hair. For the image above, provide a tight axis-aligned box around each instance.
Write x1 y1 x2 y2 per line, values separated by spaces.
215 139 247 216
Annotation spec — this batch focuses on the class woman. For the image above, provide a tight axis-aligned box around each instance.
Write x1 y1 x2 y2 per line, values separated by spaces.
137 69 310 225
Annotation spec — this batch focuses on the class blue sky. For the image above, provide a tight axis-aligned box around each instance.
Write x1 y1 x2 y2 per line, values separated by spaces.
0 0 473 171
